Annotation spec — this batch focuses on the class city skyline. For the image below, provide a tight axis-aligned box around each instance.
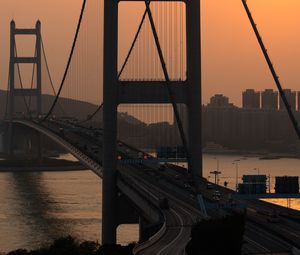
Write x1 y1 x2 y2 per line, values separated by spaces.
207 88 300 111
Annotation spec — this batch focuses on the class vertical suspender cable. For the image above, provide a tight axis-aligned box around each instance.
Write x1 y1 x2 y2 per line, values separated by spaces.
41 37 67 116
79 9 147 125
144 0 191 172
119 10 147 80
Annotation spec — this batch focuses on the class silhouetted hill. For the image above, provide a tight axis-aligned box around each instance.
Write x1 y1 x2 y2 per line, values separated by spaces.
0 90 101 120
0 90 182 149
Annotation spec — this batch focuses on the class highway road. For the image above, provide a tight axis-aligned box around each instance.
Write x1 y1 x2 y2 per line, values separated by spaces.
13 119 300 254
243 222 292 254
246 200 300 250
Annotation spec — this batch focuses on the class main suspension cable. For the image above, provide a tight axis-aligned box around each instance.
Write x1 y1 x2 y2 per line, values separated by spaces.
41 36 67 116
40 0 87 122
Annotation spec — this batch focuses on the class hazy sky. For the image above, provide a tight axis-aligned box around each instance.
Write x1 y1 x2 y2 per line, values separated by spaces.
1 0 300 106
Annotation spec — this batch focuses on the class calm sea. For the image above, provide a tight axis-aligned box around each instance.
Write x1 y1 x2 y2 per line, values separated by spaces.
0 153 299 252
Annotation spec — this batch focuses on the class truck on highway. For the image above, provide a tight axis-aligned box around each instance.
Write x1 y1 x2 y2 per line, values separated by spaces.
59 127 64 137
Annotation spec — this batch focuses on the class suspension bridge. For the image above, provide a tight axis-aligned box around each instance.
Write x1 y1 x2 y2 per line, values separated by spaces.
2 0 300 254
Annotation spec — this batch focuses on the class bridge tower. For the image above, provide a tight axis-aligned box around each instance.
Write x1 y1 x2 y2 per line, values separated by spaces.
9 20 42 119
102 0 202 244
8 21 42 157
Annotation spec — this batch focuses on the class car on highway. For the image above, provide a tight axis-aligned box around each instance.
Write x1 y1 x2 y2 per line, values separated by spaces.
212 190 221 201
59 127 64 136
175 174 181 180
207 183 213 189
184 183 192 190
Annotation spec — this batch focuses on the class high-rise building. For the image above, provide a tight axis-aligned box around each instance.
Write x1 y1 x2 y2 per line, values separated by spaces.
279 89 296 111
261 89 278 110
242 89 260 109
207 94 234 108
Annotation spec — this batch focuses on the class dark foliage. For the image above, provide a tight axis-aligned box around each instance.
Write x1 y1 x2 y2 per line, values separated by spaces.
6 236 134 255
95 243 135 255
186 212 246 255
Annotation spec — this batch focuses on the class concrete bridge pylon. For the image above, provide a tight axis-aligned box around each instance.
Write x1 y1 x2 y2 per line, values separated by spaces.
8 21 42 159
102 0 202 244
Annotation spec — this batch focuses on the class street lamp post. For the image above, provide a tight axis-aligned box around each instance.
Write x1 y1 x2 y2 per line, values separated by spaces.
210 170 222 185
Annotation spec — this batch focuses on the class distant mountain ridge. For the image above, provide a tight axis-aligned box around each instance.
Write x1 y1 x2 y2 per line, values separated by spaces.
0 90 101 120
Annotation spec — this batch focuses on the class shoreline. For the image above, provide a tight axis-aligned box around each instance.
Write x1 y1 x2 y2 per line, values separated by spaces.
0 157 90 172
203 151 300 159
0 165 89 172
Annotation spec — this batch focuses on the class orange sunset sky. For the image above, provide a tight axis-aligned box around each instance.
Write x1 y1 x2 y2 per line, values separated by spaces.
0 0 300 106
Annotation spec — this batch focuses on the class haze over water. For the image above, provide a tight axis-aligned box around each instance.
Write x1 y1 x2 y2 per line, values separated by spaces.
0 153 299 252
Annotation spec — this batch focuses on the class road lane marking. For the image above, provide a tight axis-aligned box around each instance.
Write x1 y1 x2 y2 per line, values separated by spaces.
157 208 184 255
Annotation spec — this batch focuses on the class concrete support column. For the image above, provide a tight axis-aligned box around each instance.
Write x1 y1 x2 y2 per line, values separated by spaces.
8 21 16 158
4 124 9 156
36 21 42 117
8 21 42 157
37 133 42 162
7 123 14 159
186 0 202 177
139 217 149 243
102 0 119 244
35 21 42 159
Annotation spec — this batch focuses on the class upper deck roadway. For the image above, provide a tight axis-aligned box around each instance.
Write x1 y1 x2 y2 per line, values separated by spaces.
12 119 300 255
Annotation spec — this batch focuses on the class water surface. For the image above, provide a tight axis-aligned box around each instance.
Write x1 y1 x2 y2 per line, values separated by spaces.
0 153 299 252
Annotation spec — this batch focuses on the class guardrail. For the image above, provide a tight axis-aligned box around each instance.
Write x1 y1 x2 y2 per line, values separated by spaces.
118 172 168 254
133 216 167 254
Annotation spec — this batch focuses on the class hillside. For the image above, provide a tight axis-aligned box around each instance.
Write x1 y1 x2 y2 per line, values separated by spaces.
0 90 101 120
